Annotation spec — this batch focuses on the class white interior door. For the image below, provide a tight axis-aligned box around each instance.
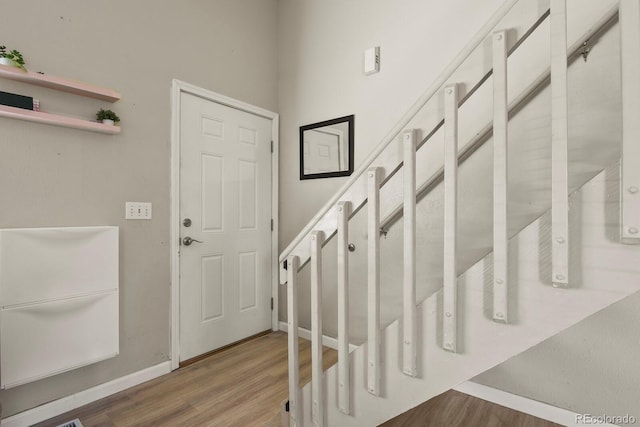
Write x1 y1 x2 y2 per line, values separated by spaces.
179 92 273 362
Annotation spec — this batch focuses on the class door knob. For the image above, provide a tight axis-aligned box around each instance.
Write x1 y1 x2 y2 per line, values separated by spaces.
183 236 203 246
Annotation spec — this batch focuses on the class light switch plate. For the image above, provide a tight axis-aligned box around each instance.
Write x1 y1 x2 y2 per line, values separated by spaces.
364 46 380 75
125 202 152 220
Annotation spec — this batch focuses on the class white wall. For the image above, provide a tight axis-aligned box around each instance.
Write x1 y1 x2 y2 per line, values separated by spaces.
473 291 640 420
0 0 277 418
277 0 507 250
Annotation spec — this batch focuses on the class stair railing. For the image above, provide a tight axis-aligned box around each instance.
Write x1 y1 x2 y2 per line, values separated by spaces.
285 1 630 425
492 30 509 322
620 0 640 245
551 0 570 287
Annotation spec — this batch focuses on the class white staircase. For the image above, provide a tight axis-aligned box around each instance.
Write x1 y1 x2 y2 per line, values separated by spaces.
280 0 640 425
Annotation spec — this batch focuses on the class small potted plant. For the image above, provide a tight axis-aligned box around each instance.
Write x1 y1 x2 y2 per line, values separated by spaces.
0 46 27 71
96 108 120 126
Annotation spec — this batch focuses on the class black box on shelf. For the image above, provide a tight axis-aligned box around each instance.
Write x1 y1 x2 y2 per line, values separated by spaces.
0 91 34 110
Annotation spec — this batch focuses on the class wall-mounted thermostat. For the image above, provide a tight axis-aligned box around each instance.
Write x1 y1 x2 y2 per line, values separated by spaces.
364 46 380 75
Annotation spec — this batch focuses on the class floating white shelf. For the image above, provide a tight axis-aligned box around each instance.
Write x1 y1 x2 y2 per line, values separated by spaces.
0 105 121 135
0 64 120 102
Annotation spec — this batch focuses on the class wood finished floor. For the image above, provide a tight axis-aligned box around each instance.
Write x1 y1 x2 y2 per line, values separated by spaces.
381 390 562 427
36 332 336 427
36 332 559 427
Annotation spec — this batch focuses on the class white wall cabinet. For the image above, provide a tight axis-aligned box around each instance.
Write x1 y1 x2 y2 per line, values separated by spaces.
0 226 119 389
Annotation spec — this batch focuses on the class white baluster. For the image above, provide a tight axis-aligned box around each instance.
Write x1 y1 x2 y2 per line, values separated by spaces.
336 201 351 414
550 0 569 287
367 167 381 395
493 30 509 322
310 231 325 426
621 0 640 245
287 255 300 426
403 130 418 376
443 85 459 351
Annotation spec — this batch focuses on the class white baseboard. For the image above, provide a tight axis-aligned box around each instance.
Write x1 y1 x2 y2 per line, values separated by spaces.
454 381 618 427
1 361 172 427
278 321 358 353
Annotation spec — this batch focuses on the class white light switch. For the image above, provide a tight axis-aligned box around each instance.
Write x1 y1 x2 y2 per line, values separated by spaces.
364 46 380 75
125 202 152 220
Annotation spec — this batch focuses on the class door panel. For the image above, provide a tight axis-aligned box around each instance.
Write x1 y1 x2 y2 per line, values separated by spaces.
202 154 224 231
239 251 257 311
201 254 224 321
238 159 258 229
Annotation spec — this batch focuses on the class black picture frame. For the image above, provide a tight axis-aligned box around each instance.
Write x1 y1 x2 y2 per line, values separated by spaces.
300 115 354 180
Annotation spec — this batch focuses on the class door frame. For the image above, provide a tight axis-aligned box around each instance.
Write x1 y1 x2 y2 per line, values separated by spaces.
169 79 279 370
